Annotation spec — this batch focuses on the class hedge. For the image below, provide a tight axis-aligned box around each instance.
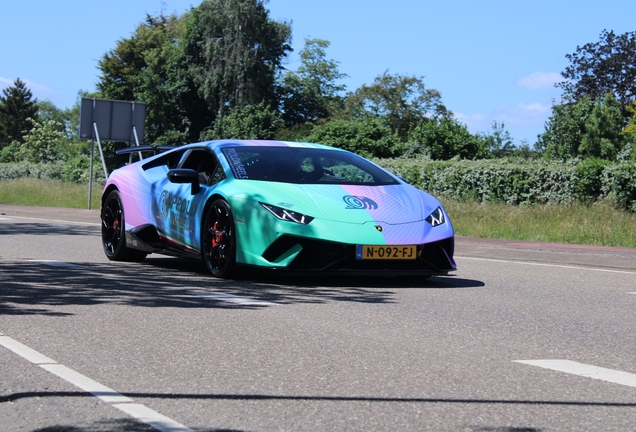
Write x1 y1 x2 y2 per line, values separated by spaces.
2 158 635 212
0 158 106 184
374 157 636 212
0 161 66 182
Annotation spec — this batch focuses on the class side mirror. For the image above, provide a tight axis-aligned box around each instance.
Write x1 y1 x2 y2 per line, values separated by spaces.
167 168 201 194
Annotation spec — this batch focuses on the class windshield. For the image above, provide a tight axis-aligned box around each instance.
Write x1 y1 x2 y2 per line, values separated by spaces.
221 146 399 185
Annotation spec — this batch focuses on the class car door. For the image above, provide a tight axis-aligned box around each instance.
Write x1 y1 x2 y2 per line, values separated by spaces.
154 147 226 251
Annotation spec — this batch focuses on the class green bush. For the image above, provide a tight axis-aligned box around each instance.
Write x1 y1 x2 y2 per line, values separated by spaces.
601 164 636 212
0 161 66 181
0 159 104 184
375 157 636 211
572 158 608 200
307 116 397 158
63 155 92 183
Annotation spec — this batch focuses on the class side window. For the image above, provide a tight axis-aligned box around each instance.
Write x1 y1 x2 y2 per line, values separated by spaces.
179 149 226 186
209 165 226 185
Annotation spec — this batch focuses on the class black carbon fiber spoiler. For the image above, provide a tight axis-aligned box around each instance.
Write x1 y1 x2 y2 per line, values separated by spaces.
115 145 176 156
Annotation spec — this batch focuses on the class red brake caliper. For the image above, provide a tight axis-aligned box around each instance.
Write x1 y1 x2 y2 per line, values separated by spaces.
211 222 223 259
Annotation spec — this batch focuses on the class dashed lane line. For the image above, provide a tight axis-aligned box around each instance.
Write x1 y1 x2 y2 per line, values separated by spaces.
515 360 636 388
0 334 193 432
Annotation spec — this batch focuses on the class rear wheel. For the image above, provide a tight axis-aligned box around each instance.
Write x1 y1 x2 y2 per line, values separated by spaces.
101 190 147 262
202 199 236 278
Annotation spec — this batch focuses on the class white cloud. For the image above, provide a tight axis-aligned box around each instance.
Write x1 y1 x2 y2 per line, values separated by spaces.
493 101 552 126
455 99 556 144
454 112 489 131
0 77 13 90
0 76 56 101
516 72 564 90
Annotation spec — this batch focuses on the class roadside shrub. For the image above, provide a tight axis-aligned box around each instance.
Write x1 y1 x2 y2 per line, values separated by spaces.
601 164 636 212
572 158 608 201
0 161 66 181
63 155 92 183
374 157 636 211
307 116 397 158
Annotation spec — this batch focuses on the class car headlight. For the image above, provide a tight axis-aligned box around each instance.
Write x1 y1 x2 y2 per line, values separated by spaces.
260 203 314 224
425 206 446 227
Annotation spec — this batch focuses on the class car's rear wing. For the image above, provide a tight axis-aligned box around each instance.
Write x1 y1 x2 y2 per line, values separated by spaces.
115 145 176 156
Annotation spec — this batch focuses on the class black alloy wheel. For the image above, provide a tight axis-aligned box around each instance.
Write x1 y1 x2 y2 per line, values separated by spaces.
101 190 147 262
202 199 236 278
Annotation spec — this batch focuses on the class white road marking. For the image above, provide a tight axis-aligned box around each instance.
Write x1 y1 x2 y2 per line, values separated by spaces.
458 256 636 275
0 214 96 226
29 260 80 267
114 404 194 432
40 364 133 403
0 334 193 432
515 360 636 388
0 335 57 364
188 291 278 306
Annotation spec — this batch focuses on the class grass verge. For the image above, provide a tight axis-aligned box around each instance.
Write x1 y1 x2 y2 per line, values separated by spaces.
441 197 636 249
1 178 635 249
0 178 103 209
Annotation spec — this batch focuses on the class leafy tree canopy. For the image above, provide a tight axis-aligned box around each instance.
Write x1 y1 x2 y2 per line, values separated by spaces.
183 0 291 123
479 121 515 158
0 78 39 148
279 38 348 126
201 101 283 140
345 72 448 140
307 116 397 158
97 13 207 144
537 92 631 160
407 117 486 160
558 30 636 112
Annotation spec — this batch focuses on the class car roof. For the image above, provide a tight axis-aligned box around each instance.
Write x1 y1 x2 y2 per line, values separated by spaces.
197 139 344 152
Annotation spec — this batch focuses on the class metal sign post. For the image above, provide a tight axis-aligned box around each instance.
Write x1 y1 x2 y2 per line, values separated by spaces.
79 98 146 209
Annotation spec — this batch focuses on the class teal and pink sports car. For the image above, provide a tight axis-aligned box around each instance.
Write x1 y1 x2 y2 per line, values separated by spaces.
101 140 456 278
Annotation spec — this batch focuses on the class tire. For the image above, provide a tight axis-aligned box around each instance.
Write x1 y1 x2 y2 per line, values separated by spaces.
101 190 147 262
202 199 236 278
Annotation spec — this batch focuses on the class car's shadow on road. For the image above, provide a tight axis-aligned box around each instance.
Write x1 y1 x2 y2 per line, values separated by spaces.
140 255 484 289
0 255 484 316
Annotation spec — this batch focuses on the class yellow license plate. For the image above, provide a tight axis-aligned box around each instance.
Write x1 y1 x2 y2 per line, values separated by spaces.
356 245 417 260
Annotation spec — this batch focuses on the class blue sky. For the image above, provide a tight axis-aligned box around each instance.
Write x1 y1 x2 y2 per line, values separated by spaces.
2 0 635 145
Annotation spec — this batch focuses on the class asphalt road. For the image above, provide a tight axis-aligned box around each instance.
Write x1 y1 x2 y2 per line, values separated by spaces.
1 204 635 431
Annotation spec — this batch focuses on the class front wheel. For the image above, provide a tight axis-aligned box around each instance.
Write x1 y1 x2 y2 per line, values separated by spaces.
101 190 147 262
202 199 236 278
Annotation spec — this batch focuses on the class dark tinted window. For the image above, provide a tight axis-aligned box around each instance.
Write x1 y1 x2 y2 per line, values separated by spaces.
221 146 398 185
179 148 226 186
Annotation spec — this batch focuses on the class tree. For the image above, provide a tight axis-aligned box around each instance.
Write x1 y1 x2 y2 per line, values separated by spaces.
98 13 208 144
201 101 283 140
558 30 636 113
345 72 448 140
0 78 39 149
17 119 67 163
183 0 291 123
479 121 515 158
279 38 347 126
407 117 486 160
537 93 630 160
307 117 397 158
